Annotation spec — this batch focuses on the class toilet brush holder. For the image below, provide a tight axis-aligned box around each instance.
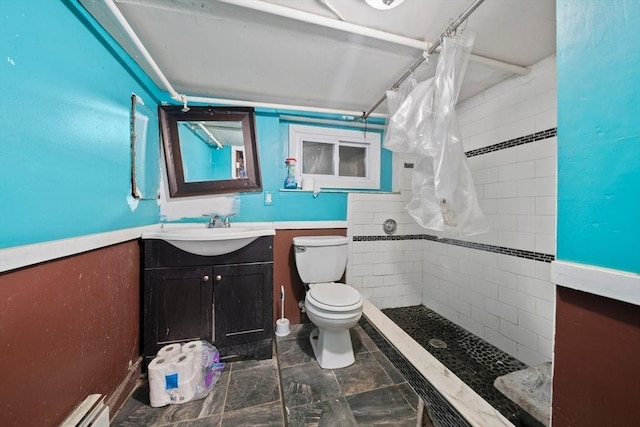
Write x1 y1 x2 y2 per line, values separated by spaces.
275 318 291 337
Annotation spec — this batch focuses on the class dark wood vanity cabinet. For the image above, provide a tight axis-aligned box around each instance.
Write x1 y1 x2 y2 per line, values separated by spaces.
144 266 213 351
213 262 272 348
142 236 273 363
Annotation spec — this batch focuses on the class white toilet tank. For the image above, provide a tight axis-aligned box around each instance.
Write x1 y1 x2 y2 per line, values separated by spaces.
293 236 349 284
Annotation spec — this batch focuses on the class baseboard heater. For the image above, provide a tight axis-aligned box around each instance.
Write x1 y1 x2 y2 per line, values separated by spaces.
59 394 109 427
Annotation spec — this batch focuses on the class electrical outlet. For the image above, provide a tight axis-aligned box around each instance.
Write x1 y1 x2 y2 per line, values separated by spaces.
264 191 273 206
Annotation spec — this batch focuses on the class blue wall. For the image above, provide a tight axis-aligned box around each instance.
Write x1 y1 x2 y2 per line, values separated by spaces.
162 110 390 223
179 123 219 182
216 111 347 222
226 111 389 223
0 0 163 248
210 146 233 181
0 0 392 248
556 0 640 273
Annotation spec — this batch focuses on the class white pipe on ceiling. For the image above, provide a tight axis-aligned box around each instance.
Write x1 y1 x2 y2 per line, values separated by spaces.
102 0 387 119
195 122 224 149
186 95 388 119
104 0 181 101
215 0 529 76
216 0 426 49
103 0 526 119
278 115 386 130
318 0 346 21
364 0 487 118
437 49 530 76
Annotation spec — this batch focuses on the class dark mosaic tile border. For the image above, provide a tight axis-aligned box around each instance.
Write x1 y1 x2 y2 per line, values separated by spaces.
464 128 557 158
351 128 558 264
359 318 472 427
352 235 555 263
424 235 555 263
354 234 425 241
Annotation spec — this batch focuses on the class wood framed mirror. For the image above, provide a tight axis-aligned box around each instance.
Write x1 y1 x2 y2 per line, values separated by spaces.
159 105 262 197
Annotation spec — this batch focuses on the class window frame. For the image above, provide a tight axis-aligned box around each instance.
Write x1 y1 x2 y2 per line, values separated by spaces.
288 124 381 190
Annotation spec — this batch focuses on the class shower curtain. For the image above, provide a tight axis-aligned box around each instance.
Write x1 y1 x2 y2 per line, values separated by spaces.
384 31 489 238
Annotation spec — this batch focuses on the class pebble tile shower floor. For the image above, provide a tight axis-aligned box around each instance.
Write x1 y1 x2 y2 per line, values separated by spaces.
382 305 528 426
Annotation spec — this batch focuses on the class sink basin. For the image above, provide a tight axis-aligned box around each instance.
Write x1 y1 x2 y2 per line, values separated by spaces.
142 225 275 256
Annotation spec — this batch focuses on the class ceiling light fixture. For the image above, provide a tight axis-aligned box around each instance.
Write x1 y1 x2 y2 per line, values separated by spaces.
364 0 406 10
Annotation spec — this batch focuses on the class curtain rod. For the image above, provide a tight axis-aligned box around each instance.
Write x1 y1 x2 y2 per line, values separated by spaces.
361 0 486 120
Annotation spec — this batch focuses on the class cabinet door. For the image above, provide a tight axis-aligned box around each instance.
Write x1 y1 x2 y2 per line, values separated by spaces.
214 263 273 347
144 266 213 356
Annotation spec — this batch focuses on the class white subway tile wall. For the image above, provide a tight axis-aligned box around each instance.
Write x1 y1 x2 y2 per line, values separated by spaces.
347 151 420 308
347 56 557 366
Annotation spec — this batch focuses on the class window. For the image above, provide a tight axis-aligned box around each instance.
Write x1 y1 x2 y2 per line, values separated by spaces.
288 124 381 190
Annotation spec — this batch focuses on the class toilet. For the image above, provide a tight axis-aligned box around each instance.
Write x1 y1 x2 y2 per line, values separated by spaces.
293 235 363 369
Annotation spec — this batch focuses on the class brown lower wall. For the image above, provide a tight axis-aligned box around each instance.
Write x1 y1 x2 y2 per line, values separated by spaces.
0 229 346 425
273 229 347 325
552 286 640 426
0 241 141 427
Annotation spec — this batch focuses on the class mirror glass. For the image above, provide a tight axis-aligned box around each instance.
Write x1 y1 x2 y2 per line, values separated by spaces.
159 106 262 197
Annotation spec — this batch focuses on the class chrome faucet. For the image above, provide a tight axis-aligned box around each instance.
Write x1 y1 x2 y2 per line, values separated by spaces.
223 213 236 227
203 213 235 228
203 214 223 228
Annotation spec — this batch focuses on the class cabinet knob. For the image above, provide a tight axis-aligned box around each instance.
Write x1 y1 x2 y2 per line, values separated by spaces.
215 275 222 281
203 275 210 282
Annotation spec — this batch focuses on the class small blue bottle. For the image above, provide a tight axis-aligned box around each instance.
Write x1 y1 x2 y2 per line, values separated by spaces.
284 157 298 189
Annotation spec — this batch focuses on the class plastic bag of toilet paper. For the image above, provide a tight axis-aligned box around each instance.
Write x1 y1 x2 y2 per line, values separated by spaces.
148 341 225 407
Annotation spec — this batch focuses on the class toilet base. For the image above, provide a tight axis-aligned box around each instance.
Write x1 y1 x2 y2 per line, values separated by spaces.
309 327 355 369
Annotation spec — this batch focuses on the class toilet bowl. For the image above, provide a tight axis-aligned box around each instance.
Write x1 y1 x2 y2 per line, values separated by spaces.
293 236 364 369
304 282 363 369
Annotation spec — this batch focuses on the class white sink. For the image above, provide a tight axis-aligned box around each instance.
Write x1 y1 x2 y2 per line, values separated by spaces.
142 224 275 256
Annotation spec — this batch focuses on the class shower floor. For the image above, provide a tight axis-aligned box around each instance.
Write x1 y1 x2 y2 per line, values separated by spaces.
380 305 528 425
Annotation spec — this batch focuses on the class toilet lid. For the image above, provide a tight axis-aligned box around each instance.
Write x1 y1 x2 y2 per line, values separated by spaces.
308 282 362 307
293 236 349 246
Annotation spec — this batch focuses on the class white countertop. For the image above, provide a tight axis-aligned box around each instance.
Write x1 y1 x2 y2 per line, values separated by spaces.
0 221 348 273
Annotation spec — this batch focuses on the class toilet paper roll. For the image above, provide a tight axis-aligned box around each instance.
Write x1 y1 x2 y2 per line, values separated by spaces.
182 340 205 366
147 357 172 408
181 340 204 354
157 343 181 359
168 352 196 404
181 340 217 366
171 352 195 383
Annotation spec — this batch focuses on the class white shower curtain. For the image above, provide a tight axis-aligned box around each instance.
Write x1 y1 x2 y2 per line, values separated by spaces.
384 31 489 238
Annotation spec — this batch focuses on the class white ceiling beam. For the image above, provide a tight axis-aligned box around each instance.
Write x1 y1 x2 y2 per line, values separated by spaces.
215 0 529 76
102 0 386 118
104 0 183 102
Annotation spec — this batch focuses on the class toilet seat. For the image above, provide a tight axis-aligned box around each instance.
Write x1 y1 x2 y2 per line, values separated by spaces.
306 282 363 312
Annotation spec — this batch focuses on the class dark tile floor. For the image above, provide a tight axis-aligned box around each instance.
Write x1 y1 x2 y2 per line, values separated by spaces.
277 322 431 426
382 305 529 426
112 323 433 426
111 357 285 426
112 305 528 426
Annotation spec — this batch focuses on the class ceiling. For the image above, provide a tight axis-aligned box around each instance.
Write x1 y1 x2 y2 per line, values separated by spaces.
80 0 556 116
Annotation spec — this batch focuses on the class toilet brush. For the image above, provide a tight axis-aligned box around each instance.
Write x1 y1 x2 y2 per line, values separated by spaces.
281 285 285 321
275 285 290 336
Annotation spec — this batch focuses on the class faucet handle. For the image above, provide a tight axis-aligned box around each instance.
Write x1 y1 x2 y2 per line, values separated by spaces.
202 213 221 227
223 213 236 227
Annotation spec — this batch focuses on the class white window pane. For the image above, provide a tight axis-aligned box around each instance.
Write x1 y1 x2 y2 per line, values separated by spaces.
289 124 380 190
339 145 366 177
302 141 334 175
